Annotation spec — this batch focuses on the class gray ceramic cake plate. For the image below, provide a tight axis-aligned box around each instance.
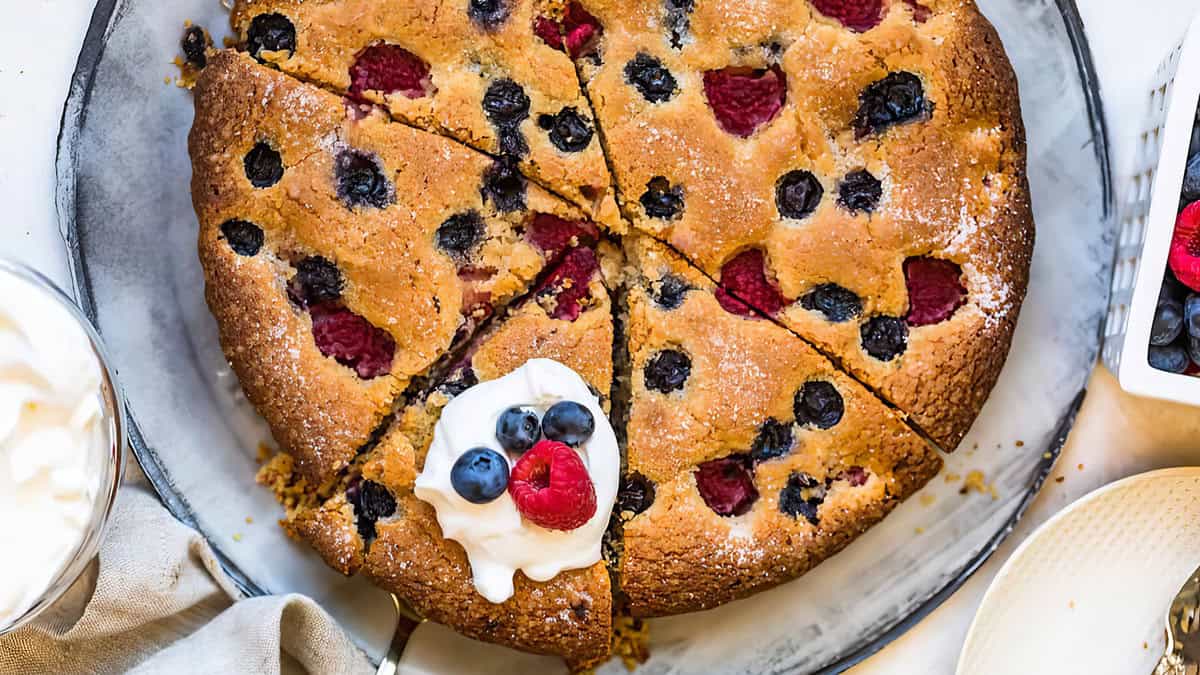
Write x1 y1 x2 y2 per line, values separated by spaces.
55 0 1112 672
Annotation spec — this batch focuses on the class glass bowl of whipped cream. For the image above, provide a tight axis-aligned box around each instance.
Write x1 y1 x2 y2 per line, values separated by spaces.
0 260 126 635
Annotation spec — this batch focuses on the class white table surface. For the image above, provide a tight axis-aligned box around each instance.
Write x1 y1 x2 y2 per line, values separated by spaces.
3 0 1199 672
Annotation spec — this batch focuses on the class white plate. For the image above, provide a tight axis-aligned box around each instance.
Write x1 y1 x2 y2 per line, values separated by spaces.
958 467 1200 675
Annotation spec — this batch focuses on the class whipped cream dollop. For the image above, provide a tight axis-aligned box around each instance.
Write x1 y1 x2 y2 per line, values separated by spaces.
0 272 106 629
414 359 618 603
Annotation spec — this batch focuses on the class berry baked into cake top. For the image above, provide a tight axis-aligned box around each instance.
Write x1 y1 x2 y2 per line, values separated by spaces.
188 0 1032 668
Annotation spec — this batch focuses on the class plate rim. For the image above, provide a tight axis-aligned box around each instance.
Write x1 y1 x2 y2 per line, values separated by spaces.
52 0 1114 671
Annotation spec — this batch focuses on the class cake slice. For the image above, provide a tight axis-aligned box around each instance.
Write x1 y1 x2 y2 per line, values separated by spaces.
228 0 621 229
616 236 942 616
263 238 623 670
562 0 1033 448
192 50 602 483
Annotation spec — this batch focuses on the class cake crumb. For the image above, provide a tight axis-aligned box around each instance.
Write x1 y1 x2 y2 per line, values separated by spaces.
914 526 925 534
919 494 936 507
1054 476 1064 483
245 516 254 524
1068 600 1075 609
233 533 243 542
256 443 274 463
1015 440 1024 447
960 470 997 499
1042 451 1051 459
944 472 961 484
610 615 650 671
1143 642 1149 650
1077 463 1084 471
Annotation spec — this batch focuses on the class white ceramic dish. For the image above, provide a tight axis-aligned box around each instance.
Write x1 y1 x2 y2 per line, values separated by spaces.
957 467 1200 674
1108 13 1200 403
0 260 126 635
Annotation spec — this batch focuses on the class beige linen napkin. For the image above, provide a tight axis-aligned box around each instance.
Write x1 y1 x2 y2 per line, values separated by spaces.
0 485 374 675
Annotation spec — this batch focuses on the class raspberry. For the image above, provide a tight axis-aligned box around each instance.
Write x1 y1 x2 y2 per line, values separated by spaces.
562 3 602 58
526 213 599 261
1170 202 1200 292
903 0 931 22
702 65 787 138
534 246 599 321
534 15 563 50
694 456 758 516
349 44 433 100
904 257 966 326
508 440 597 530
715 249 789 317
309 304 396 378
842 465 868 487
809 0 884 32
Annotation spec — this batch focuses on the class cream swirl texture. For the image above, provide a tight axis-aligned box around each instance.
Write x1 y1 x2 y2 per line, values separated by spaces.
0 272 105 628
414 359 618 603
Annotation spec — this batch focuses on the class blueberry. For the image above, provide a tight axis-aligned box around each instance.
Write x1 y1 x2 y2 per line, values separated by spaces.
481 156 526 212
542 401 595 446
625 53 677 103
335 149 393 209
1190 336 1200 367
181 25 207 69
538 108 594 153
644 349 691 393
853 72 930 138
450 447 510 503
483 79 530 127
794 381 844 429
246 13 296 63
750 418 794 462
439 368 478 397
1184 153 1200 204
1152 299 1184 346
496 406 540 452
468 0 510 28
775 170 823 220
651 274 691 309
838 170 883 213
436 211 485 257
349 479 396 538
219 219 264 256
800 284 862 322
290 256 343 306
1190 127 1200 160
639 176 684 220
1187 294 1200 338
1149 344 1189 373
244 141 283 188
778 472 824 525
861 315 908 361
616 473 656 515
1162 270 1187 303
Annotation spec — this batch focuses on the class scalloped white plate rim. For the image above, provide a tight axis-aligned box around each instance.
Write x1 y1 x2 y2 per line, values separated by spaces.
955 466 1200 673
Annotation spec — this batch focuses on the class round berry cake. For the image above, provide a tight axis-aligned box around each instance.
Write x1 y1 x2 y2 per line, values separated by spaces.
189 0 1032 668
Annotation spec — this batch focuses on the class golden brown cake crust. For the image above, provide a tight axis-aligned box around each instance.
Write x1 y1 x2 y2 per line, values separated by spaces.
619 236 942 615
229 0 622 229
191 50 593 483
577 0 1033 450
